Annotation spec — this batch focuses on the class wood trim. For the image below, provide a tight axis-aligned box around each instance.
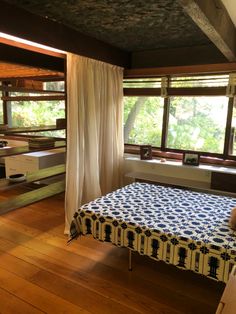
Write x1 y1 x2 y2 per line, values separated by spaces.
0 36 66 59
0 85 64 94
179 0 236 61
161 77 170 149
223 97 234 156
0 43 64 73
161 97 170 150
2 126 65 134
0 180 65 215
2 95 65 101
124 63 236 78
0 1 130 67
131 44 227 68
2 82 8 124
124 87 226 96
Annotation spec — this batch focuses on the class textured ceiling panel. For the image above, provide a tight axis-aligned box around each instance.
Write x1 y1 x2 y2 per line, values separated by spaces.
4 0 211 52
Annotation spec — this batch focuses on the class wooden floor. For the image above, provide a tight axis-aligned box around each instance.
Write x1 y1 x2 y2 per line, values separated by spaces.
0 187 225 314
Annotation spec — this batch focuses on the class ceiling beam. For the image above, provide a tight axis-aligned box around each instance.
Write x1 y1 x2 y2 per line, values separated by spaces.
124 62 236 78
0 43 64 73
178 0 236 61
0 1 130 67
132 44 227 68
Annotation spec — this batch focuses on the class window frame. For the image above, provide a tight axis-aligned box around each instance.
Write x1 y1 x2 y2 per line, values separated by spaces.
123 73 236 166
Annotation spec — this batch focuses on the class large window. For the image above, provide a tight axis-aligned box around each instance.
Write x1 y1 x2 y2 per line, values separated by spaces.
167 96 228 153
0 99 3 124
1 80 65 138
231 102 236 156
124 73 236 161
10 100 65 127
124 96 164 147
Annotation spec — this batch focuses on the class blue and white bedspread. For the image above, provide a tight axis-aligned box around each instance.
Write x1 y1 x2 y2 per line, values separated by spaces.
70 182 236 282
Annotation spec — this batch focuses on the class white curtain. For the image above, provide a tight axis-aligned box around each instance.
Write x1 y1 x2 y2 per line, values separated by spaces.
64 53 124 234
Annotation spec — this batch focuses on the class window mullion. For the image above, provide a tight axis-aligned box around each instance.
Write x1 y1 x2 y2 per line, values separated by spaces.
161 77 170 150
223 97 234 157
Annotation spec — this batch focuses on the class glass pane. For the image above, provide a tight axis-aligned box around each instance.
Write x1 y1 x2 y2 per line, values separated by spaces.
124 96 164 147
44 81 65 91
10 100 65 127
0 100 3 124
167 96 228 153
19 130 66 138
123 78 162 88
170 74 229 88
231 102 236 155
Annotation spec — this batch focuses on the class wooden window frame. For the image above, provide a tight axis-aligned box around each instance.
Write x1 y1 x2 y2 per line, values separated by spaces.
124 73 236 166
1 80 66 135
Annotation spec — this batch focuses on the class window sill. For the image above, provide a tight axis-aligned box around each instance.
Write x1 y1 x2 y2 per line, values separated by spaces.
124 155 236 196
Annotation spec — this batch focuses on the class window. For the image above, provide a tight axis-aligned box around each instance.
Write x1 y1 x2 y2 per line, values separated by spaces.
231 102 236 156
0 99 3 124
124 96 164 147
124 73 236 161
10 100 65 128
1 80 65 138
167 96 228 154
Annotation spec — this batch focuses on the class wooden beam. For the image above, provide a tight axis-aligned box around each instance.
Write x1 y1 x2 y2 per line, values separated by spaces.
124 87 226 96
132 44 227 68
178 0 236 61
124 62 236 78
0 1 130 67
0 43 64 73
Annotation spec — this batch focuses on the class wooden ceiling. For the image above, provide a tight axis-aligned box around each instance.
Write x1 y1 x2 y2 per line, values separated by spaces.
0 61 64 81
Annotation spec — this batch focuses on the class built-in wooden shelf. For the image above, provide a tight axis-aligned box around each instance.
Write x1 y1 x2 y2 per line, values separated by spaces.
1 125 65 134
0 179 65 215
0 164 65 191
0 140 66 158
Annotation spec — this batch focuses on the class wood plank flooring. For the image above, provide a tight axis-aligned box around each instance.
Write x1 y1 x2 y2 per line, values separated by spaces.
0 187 225 314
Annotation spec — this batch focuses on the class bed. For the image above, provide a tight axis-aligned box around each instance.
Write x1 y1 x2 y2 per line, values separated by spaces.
69 182 236 283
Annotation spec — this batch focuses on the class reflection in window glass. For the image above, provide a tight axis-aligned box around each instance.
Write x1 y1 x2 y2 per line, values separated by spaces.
10 100 65 128
167 97 228 153
124 96 164 147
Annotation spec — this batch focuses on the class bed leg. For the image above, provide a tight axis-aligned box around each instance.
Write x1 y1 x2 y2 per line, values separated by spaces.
128 249 132 271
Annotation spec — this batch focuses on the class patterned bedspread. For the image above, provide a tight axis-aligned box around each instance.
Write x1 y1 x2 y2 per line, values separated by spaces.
70 182 236 282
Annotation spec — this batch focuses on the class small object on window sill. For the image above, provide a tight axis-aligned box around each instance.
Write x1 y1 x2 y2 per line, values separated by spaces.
160 158 166 162
8 173 26 182
56 118 66 128
140 145 152 160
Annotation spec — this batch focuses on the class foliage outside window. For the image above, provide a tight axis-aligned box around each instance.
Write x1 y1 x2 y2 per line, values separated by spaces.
4 80 65 138
124 74 236 160
124 97 164 147
0 100 3 124
231 103 236 156
167 97 228 154
10 100 65 138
